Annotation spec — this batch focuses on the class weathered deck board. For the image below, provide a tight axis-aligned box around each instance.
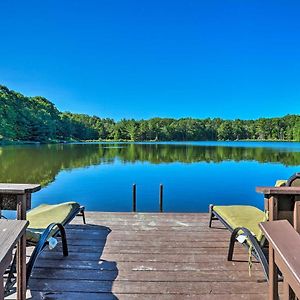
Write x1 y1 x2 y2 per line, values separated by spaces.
25 212 270 299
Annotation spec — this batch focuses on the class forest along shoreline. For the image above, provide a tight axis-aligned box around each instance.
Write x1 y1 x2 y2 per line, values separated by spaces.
2 139 300 146
1 84 300 144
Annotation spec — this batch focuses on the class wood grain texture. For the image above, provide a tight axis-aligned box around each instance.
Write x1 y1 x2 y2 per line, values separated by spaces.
0 220 28 266
0 183 40 194
260 220 300 298
0 219 28 300
256 186 300 195
17 194 28 300
293 201 300 233
25 212 270 299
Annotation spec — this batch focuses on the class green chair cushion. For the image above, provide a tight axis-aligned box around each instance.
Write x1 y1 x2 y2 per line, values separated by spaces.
275 180 287 187
26 201 80 243
213 205 265 242
212 178 287 250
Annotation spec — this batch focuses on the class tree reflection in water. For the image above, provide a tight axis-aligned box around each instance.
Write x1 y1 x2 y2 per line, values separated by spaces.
0 142 299 187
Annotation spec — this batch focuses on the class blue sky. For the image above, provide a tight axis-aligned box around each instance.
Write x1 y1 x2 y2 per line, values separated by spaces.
0 0 299 120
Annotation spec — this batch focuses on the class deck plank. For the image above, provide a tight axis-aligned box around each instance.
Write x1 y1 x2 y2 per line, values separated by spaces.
27 212 269 299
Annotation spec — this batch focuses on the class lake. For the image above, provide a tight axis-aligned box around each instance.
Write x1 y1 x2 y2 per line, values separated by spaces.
1 141 300 213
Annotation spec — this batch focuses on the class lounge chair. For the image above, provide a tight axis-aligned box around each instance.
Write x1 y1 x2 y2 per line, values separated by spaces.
4 201 85 295
208 173 300 280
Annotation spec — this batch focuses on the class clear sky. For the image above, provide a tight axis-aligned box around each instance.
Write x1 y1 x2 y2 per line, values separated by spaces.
0 0 299 120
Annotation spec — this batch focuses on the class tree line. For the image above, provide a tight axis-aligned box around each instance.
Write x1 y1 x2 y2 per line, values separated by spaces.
1 84 300 142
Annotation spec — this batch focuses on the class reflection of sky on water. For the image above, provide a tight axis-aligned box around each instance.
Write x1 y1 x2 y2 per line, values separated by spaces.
32 160 299 213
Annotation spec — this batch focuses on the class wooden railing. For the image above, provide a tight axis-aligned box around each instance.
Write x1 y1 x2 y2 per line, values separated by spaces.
0 220 28 299
257 187 300 300
260 220 300 300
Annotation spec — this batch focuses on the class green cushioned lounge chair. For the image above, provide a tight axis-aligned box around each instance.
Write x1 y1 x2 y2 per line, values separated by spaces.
208 173 300 280
4 201 85 295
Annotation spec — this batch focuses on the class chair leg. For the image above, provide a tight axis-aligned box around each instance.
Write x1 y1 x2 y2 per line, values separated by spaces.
27 240 46 285
4 254 17 296
79 206 86 224
228 229 237 261
26 223 68 285
56 223 68 256
227 227 269 281
208 204 214 228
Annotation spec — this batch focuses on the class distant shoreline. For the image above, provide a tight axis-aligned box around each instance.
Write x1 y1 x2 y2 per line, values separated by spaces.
1 139 300 146
1 85 300 143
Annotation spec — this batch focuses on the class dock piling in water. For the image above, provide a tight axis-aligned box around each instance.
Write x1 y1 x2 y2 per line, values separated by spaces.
159 184 163 212
132 183 137 212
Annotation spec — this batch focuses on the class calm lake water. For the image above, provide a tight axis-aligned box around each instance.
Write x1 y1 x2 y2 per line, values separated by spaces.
1 141 300 213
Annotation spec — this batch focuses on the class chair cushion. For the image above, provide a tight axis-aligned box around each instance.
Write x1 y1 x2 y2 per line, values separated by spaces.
212 178 287 246
213 205 265 242
26 202 80 243
275 180 287 187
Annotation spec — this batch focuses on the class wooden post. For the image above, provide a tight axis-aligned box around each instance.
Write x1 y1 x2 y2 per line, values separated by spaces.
159 184 163 212
132 184 136 212
17 194 27 300
268 196 278 222
0 277 3 300
268 196 279 300
283 279 295 300
264 196 269 212
293 201 300 233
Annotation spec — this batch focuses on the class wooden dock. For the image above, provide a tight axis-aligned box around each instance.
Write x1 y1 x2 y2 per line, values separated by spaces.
25 212 269 299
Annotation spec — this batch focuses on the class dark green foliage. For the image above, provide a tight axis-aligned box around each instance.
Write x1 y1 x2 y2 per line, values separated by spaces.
0 84 300 142
0 85 114 142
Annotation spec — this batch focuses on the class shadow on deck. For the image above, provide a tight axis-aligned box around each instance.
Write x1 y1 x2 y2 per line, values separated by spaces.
29 224 118 300
24 212 268 299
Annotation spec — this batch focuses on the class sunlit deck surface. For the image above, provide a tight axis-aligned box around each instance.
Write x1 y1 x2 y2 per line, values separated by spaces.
27 212 269 299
